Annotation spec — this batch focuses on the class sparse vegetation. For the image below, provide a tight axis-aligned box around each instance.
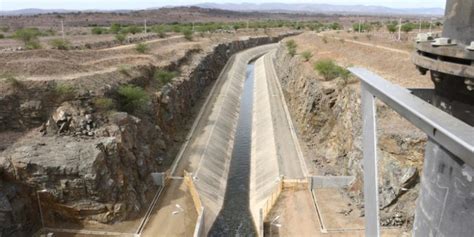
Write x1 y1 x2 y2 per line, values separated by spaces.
387 23 398 34
158 31 166 38
117 84 149 113
366 34 373 40
14 28 42 49
91 27 107 35
314 59 350 81
301 51 313 62
118 65 132 76
49 38 71 50
94 97 115 111
0 34 4 39
322 36 328 44
401 23 415 34
0 26 9 32
54 83 76 99
328 22 342 30
135 43 149 53
1 74 23 89
183 29 193 41
115 33 127 44
352 22 372 32
110 23 122 34
286 39 297 57
154 69 178 85
126 25 142 35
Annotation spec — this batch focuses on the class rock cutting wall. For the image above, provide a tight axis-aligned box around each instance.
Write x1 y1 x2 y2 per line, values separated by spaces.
0 33 296 236
273 43 426 229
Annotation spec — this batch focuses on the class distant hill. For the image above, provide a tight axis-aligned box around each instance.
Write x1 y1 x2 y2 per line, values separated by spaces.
0 3 444 16
0 8 73 16
194 3 444 16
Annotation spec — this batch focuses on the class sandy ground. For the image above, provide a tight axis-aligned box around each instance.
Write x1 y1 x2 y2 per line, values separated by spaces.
141 179 197 237
265 189 321 237
0 29 286 82
314 188 364 230
266 188 409 237
289 31 433 89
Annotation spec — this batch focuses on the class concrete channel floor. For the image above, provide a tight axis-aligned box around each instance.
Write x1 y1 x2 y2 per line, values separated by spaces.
265 188 408 237
141 179 197 237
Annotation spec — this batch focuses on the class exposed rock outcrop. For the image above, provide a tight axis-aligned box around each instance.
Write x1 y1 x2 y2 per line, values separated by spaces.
0 33 297 236
273 43 426 228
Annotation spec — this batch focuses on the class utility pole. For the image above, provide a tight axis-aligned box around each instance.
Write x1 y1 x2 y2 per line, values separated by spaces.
144 19 147 33
192 21 195 32
247 20 249 31
429 18 433 32
61 20 65 40
419 18 422 33
359 19 362 33
398 18 402 41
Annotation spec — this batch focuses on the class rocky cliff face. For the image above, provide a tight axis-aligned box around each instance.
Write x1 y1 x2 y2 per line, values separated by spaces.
0 33 295 236
273 43 426 228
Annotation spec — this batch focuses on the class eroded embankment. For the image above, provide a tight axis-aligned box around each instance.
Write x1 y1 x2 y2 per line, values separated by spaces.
273 42 426 228
0 33 295 236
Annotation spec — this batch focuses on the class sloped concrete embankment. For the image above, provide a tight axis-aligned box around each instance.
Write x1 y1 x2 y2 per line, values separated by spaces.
249 56 280 234
189 44 278 236
0 34 294 236
272 42 425 227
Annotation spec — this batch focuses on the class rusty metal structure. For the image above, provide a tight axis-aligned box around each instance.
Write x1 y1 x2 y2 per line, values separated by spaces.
351 1 474 236
413 0 474 125
411 1 474 236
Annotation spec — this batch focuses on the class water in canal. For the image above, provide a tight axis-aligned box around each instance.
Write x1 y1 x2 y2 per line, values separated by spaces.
208 63 257 236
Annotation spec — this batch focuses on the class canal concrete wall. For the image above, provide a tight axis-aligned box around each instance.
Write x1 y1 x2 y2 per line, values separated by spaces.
250 56 281 233
190 44 278 235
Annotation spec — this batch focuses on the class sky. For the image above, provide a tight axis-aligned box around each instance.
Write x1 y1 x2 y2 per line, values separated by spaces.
0 0 446 11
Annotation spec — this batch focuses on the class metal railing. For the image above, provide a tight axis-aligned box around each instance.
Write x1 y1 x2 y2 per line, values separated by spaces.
348 67 474 237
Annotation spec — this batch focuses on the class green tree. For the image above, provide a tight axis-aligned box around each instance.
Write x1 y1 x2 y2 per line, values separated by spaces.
329 22 342 30
352 23 372 32
301 51 313 62
127 25 142 35
387 24 398 34
401 23 415 34
314 59 350 81
135 43 148 53
14 28 42 49
49 38 71 50
91 27 106 35
183 29 193 41
154 69 177 86
115 33 127 44
286 39 297 57
117 85 149 113
110 23 122 34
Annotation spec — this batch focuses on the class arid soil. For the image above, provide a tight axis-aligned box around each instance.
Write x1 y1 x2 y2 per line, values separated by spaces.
297 31 433 88
0 27 296 236
273 31 430 231
0 7 385 28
